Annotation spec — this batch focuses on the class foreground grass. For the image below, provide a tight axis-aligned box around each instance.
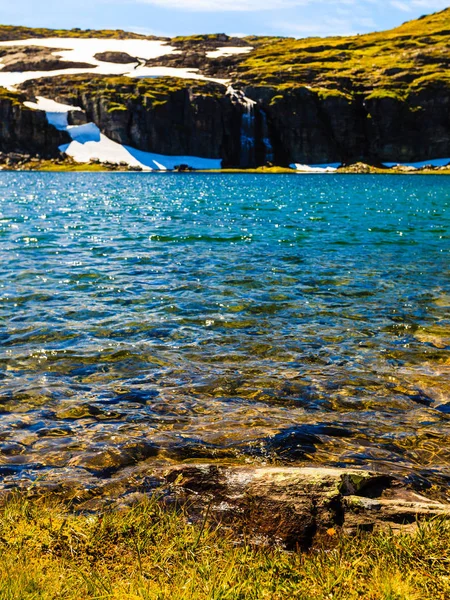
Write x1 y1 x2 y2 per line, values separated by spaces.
0 495 449 599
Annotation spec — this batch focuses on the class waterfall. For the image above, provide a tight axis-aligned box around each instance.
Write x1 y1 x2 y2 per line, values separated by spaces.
260 109 274 164
227 86 257 168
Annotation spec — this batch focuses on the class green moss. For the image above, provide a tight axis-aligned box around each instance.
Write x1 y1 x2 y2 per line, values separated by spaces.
365 89 406 102
0 86 24 107
22 75 224 113
106 103 128 113
172 33 223 43
315 87 353 101
408 72 450 90
269 94 284 106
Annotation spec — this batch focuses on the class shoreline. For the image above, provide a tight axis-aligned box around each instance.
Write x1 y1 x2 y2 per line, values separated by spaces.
0 155 449 175
1 164 450 175
1 464 449 598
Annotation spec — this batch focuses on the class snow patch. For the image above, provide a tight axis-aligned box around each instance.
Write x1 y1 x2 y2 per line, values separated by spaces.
290 163 341 173
0 37 229 88
383 158 450 169
0 37 176 65
206 46 253 59
131 65 229 84
24 96 82 130
25 95 222 171
63 125 222 171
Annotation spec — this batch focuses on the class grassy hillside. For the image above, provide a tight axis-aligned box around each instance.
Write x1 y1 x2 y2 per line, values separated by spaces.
236 8 450 95
1 9 449 100
0 25 165 41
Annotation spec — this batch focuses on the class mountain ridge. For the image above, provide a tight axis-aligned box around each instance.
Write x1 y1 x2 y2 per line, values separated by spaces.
0 8 448 170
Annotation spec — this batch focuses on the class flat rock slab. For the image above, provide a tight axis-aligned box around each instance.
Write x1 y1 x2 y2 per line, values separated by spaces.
158 465 450 547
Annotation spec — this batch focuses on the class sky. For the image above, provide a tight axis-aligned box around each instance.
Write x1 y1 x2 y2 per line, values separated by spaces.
0 0 448 38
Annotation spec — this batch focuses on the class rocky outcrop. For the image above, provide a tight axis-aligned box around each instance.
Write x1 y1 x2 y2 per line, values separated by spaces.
0 90 70 157
145 34 251 80
22 76 247 166
94 51 137 64
364 85 450 162
161 465 450 548
21 73 450 168
0 46 94 72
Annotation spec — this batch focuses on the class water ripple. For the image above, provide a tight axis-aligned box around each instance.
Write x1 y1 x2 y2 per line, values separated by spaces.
0 173 449 489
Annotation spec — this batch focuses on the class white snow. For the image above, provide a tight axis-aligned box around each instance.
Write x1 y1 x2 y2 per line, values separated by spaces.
24 96 80 113
383 158 450 169
0 37 230 88
131 65 229 85
0 37 176 66
206 46 253 59
24 95 222 171
290 163 341 173
62 125 222 170
24 96 82 130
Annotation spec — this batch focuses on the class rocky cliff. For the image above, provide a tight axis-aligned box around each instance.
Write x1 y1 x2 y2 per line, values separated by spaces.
0 8 449 167
0 89 69 157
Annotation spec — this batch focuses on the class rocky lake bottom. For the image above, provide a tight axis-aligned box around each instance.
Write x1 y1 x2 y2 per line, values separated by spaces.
1 173 449 498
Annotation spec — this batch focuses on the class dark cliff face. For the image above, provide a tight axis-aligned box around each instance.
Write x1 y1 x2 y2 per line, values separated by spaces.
15 72 450 167
248 83 450 166
0 93 70 157
365 86 450 163
78 89 243 165
24 76 249 166
251 88 367 165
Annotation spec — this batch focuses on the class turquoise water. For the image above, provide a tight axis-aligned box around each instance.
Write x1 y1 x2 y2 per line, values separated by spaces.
1 173 449 490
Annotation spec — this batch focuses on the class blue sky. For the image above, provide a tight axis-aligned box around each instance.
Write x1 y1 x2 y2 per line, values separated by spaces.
0 0 448 38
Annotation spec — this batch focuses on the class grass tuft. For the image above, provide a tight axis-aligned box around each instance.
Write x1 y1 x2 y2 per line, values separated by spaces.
0 494 449 599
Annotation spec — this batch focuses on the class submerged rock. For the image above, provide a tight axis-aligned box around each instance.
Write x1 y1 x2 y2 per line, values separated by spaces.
68 440 158 475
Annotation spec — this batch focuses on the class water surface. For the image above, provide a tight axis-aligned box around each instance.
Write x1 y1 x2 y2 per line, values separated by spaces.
1 173 449 490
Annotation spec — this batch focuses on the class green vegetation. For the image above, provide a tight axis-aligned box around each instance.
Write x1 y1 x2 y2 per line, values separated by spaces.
236 7 450 99
0 494 449 599
172 34 229 43
364 89 406 102
23 75 224 112
4 9 449 109
315 87 353 101
30 160 119 172
0 85 24 106
0 25 165 41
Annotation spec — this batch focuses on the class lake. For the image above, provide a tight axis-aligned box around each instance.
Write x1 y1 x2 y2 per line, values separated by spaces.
1 173 449 492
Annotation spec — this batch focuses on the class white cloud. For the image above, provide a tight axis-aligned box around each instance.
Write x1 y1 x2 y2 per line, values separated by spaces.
411 0 450 7
136 0 308 10
391 1 412 11
135 0 449 13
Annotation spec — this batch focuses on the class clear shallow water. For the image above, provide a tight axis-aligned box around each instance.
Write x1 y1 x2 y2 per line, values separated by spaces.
1 173 449 490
